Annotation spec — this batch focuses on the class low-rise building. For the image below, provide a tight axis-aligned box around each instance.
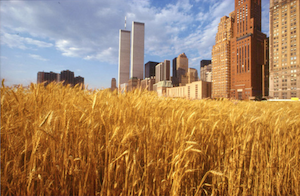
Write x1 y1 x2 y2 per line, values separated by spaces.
167 80 212 99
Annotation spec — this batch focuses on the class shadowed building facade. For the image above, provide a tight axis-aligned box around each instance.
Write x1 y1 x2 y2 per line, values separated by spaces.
111 78 117 91
37 71 60 86
269 0 300 99
230 0 267 100
262 38 269 97
60 70 75 86
172 57 179 86
145 61 159 78
37 70 83 87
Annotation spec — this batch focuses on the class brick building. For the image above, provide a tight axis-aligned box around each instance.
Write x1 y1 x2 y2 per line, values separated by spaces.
37 71 60 86
230 0 267 100
37 70 84 87
60 70 75 86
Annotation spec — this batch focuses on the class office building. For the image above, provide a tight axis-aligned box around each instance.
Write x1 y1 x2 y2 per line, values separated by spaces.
200 60 212 68
177 53 188 73
230 0 267 100
118 30 131 88
155 60 170 83
145 61 159 78
200 63 212 82
176 53 189 86
212 12 234 98
188 68 198 83
269 0 300 98
172 57 179 86
200 60 212 81
131 22 145 79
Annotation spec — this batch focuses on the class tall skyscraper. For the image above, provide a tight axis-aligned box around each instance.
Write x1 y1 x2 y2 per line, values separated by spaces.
118 30 131 88
212 13 234 98
145 61 159 78
269 0 300 99
130 22 145 79
172 57 179 86
230 0 266 100
177 53 188 73
177 53 188 86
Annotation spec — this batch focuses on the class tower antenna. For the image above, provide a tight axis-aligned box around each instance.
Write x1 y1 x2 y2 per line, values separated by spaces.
125 16 126 30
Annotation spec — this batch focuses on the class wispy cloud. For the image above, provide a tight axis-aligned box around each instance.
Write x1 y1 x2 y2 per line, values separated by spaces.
1 32 53 50
29 54 49 61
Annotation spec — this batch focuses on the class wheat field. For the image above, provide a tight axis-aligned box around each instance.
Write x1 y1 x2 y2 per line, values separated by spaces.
1 82 300 195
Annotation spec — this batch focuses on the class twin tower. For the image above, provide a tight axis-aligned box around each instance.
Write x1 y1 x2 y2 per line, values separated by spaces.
118 21 145 88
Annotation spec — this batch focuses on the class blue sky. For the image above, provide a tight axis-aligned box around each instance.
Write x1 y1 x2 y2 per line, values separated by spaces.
0 0 270 89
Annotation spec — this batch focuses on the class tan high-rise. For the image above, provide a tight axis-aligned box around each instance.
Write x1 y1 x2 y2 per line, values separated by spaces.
176 53 189 86
177 53 188 73
188 68 198 83
269 0 300 99
131 22 145 79
118 30 131 87
155 60 170 83
212 12 235 98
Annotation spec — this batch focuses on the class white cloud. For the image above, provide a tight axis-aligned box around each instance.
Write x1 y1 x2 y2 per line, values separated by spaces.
84 47 117 64
1 32 53 50
29 54 49 61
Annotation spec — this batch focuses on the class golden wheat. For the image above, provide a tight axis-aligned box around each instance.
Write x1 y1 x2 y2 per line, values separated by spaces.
1 82 300 195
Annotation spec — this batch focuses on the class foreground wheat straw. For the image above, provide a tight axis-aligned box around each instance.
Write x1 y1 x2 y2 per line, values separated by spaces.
1 82 300 195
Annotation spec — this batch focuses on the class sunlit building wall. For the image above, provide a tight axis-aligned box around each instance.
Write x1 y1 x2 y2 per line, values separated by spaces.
130 22 145 79
269 0 300 99
118 30 131 88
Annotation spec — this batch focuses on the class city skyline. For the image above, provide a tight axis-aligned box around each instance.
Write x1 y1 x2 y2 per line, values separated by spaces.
1 0 270 89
